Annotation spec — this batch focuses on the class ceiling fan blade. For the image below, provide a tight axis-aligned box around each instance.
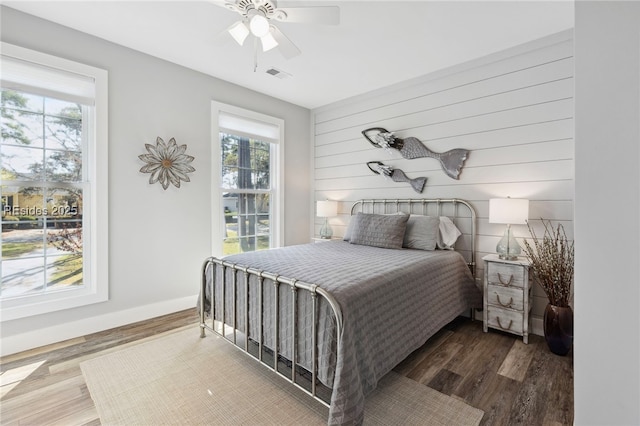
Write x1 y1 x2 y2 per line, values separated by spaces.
270 25 301 59
275 6 339 25
207 0 243 14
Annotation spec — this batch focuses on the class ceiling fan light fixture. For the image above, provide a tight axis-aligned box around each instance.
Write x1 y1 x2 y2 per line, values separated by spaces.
260 30 279 52
228 20 250 46
249 12 270 37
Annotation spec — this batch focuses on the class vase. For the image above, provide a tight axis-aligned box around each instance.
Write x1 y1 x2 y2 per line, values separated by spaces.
543 304 574 356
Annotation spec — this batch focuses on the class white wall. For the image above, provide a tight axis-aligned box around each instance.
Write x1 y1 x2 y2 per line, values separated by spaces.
0 6 311 356
574 2 640 424
312 30 574 334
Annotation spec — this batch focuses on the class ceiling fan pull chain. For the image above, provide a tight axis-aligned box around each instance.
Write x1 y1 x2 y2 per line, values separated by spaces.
253 37 258 72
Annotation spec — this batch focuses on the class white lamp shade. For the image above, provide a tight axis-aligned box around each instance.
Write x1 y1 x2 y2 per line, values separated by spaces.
489 198 529 224
316 200 338 218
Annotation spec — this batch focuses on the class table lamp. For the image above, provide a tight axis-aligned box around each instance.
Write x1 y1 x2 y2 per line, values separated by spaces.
316 200 338 239
489 198 529 260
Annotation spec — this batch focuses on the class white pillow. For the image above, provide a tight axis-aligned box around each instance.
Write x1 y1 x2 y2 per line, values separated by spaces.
437 216 462 249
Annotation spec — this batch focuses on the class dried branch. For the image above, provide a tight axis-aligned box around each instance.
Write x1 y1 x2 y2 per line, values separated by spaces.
522 219 574 307
48 224 82 253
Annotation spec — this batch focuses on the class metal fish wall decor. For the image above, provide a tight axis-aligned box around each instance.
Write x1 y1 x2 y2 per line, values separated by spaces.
362 127 469 180
366 161 427 193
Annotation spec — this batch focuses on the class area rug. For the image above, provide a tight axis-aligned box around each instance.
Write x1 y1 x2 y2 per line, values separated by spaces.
81 327 483 425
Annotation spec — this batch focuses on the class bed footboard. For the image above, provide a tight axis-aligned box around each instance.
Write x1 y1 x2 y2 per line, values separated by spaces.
199 256 344 406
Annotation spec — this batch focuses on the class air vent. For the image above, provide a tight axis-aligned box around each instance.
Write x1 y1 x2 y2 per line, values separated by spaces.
265 67 292 79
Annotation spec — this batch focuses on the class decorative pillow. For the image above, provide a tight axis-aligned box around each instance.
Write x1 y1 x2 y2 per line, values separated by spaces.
437 216 462 249
349 212 409 249
402 215 440 250
344 211 403 241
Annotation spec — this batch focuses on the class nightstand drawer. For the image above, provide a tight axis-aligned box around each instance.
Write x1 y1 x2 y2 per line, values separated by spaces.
486 306 524 334
487 284 524 311
487 262 526 288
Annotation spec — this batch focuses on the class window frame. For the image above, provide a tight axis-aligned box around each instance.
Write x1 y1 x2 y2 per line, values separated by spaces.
211 102 284 257
0 43 108 321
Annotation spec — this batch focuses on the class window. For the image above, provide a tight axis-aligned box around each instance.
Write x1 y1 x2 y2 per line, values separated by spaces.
0 43 108 321
211 102 283 256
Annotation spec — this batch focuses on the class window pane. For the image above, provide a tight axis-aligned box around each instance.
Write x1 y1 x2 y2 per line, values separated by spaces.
2 225 44 261
0 110 44 148
45 114 82 151
222 192 271 254
220 133 271 190
256 235 270 250
256 194 269 214
46 252 83 289
256 214 270 236
252 141 270 190
45 149 82 182
223 236 240 256
1 256 46 297
47 187 82 217
221 134 239 189
1 90 44 148
2 185 45 218
1 90 44 114
46 187 82 250
1 145 44 180
0 251 83 298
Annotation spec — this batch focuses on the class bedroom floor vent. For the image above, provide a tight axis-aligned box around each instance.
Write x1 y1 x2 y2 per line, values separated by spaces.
266 67 292 79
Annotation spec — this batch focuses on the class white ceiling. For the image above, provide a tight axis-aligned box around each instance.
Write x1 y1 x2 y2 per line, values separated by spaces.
4 1 574 109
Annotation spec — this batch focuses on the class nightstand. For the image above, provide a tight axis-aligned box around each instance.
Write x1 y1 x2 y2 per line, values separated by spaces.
483 254 532 343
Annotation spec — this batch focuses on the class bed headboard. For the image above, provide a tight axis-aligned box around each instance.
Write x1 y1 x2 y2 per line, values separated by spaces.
350 198 477 276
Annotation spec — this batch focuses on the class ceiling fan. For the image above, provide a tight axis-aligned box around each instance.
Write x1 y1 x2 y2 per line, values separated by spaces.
212 0 339 67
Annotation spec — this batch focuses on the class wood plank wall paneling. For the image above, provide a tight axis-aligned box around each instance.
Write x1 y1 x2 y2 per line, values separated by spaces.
312 31 574 335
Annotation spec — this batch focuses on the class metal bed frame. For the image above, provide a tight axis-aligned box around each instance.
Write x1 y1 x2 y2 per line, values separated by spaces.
199 258 343 405
199 198 477 409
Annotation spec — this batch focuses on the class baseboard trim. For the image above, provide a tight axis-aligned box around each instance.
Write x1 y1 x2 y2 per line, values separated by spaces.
0 295 197 357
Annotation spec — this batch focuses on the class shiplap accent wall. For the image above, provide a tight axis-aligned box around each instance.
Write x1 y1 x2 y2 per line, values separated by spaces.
312 30 574 335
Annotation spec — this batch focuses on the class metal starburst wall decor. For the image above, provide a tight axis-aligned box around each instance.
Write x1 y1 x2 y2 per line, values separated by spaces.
138 137 195 190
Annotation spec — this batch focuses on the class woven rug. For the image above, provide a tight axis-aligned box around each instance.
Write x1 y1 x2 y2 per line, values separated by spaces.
81 327 483 425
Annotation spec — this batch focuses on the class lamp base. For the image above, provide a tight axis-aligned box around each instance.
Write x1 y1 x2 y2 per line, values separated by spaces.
319 218 333 239
496 224 521 260
498 253 520 261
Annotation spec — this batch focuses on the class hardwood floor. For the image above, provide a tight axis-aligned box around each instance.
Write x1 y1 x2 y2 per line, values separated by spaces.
0 310 573 425
394 317 573 425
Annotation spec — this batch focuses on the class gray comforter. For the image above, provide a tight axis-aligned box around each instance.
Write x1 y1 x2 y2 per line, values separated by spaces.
202 241 482 425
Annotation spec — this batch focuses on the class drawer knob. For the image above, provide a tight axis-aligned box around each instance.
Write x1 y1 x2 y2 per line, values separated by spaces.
497 273 514 286
496 294 514 308
496 317 514 331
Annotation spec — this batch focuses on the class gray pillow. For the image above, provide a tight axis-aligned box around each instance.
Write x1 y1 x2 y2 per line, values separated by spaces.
343 211 403 241
349 213 409 249
403 215 440 250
